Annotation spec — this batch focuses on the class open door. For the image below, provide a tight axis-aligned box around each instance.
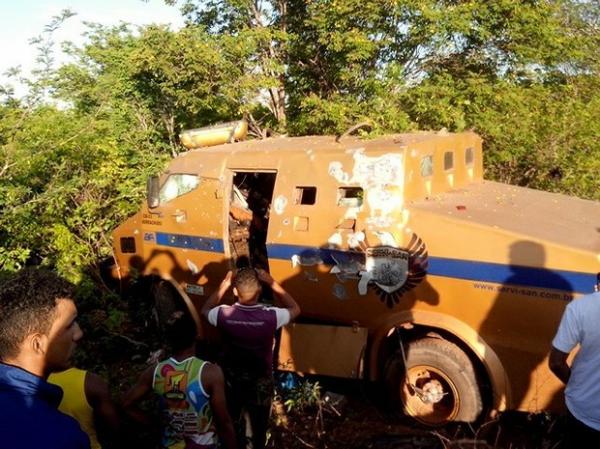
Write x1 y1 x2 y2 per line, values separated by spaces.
228 171 276 270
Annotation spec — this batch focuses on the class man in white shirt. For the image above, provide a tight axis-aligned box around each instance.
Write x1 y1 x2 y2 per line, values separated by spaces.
549 286 600 448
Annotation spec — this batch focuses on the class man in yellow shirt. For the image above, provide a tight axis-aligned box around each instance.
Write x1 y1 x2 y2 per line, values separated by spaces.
49 368 120 449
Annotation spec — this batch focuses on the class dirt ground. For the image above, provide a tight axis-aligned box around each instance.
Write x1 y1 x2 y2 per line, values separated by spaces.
268 376 567 449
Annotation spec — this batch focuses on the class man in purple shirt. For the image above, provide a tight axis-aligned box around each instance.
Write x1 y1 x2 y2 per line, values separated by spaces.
202 268 300 449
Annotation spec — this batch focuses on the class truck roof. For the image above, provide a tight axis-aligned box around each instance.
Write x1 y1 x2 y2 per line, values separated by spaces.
195 132 453 151
169 131 480 168
410 180 600 254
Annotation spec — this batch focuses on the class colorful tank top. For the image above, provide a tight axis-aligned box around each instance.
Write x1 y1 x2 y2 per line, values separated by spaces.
152 357 216 449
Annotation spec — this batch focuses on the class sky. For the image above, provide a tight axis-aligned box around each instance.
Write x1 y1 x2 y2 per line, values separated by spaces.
0 0 185 95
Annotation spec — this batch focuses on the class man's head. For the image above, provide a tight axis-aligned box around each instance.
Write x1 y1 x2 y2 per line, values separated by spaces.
233 268 261 304
164 310 197 353
0 269 83 378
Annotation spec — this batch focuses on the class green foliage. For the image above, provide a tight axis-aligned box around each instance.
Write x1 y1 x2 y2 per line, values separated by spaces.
399 73 600 199
1 0 599 282
0 20 275 278
282 379 322 413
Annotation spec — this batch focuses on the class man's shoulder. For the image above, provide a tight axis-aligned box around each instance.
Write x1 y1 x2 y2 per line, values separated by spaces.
568 292 600 313
1 391 90 448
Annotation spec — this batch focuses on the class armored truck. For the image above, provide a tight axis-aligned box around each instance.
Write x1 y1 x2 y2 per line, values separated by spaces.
111 121 600 425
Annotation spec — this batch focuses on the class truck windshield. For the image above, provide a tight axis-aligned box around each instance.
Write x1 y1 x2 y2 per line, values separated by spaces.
159 174 199 204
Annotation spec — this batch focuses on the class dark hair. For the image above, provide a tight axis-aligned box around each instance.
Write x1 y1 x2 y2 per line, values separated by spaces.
233 268 260 292
0 268 74 359
163 310 197 352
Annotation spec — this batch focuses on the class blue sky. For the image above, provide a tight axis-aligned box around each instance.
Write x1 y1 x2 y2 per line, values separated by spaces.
1 0 184 94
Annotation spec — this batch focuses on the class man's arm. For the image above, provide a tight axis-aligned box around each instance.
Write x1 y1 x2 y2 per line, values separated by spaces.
549 346 571 385
84 372 120 441
257 269 300 321
202 363 236 449
121 365 155 426
201 271 233 321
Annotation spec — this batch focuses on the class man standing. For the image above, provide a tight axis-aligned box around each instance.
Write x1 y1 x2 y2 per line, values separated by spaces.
0 268 90 449
549 286 600 448
202 268 300 449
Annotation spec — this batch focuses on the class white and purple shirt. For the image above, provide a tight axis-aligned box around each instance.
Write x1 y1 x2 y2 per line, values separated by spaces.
208 303 290 375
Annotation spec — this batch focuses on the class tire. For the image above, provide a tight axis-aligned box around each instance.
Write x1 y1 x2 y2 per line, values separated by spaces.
385 337 483 426
151 280 188 333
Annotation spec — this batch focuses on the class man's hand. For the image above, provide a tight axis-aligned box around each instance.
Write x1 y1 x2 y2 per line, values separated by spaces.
220 270 234 289
201 271 234 321
256 268 274 285
549 346 571 385
256 269 301 321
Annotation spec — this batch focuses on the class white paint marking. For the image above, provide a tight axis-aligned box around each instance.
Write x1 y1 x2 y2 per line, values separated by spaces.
274 195 288 215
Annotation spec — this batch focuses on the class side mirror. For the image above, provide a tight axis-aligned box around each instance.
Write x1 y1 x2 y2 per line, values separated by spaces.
147 176 160 209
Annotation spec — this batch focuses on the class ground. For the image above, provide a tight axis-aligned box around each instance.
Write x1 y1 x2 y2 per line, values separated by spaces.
269 376 567 449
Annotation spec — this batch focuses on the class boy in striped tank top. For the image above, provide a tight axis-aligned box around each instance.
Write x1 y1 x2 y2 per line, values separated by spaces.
123 311 235 449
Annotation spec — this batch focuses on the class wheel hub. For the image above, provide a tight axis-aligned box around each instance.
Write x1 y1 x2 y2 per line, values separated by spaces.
413 377 446 404
402 365 460 425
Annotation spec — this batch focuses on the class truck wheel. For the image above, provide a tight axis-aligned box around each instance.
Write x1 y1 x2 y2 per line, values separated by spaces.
151 280 187 332
385 337 483 426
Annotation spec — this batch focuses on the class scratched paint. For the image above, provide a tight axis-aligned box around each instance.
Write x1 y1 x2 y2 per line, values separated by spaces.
327 231 343 247
328 150 405 228
347 231 365 249
330 256 363 282
291 254 324 267
343 207 360 220
328 161 351 184
274 195 288 215
373 231 397 248
186 259 199 274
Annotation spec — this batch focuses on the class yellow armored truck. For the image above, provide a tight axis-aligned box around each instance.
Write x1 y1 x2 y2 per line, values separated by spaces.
111 121 600 425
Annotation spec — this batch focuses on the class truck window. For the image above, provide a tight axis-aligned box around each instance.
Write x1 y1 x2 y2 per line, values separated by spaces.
444 151 454 171
120 237 136 254
420 155 433 177
295 186 317 205
338 187 363 207
159 174 199 204
465 147 474 166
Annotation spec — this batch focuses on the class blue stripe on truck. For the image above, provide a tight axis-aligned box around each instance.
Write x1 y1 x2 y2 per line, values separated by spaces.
266 244 596 293
156 232 225 253
153 234 597 293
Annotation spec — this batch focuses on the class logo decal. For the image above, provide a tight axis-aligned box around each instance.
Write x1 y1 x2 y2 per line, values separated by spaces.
357 234 428 308
365 246 409 291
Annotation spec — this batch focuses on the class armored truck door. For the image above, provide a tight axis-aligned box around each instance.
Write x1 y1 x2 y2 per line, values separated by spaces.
228 171 277 270
146 174 227 288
